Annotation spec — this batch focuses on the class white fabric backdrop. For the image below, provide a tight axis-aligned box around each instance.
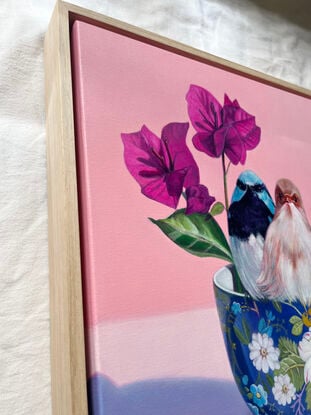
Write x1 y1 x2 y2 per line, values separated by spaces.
1 1 311 414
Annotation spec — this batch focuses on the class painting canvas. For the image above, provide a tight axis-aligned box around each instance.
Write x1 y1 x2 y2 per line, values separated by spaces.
70 19 311 414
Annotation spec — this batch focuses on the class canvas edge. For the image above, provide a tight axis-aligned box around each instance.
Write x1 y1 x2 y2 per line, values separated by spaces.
44 1 311 414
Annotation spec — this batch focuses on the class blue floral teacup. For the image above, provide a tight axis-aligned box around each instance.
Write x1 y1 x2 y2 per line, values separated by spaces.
214 266 311 415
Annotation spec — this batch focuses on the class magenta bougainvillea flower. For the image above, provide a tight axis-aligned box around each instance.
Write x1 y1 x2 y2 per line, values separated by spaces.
185 184 216 215
121 122 200 208
186 85 261 165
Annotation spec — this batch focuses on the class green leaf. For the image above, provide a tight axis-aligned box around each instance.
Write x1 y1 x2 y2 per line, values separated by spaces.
292 321 303 336
290 315 303 336
229 264 245 294
210 202 225 217
233 325 249 345
272 301 282 313
150 210 233 262
242 318 251 343
278 337 299 359
266 373 274 388
306 383 311 410
275 354 305 391
290 315 302 324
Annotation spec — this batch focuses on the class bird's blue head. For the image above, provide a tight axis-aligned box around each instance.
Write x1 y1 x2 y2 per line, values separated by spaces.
231 170 275 216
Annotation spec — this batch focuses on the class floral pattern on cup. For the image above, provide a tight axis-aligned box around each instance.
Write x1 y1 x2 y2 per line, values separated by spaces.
214 273 311 415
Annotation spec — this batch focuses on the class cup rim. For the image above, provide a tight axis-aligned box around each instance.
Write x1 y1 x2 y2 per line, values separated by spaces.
213 266 307 308
213 265 246 298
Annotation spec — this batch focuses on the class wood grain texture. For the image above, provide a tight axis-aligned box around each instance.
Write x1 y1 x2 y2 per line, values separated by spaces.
63 1 311 98
44 1 88 414
45 1 311 414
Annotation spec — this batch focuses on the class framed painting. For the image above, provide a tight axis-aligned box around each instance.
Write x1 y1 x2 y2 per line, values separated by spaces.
45 2 311 414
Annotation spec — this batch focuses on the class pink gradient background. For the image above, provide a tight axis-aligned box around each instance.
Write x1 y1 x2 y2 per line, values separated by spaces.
71 20 311 330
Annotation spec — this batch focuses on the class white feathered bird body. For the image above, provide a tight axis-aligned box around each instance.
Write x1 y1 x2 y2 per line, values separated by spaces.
230 233 265 299
257 179 311 304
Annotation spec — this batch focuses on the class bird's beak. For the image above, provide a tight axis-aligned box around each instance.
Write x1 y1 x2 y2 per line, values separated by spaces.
283 194 294 204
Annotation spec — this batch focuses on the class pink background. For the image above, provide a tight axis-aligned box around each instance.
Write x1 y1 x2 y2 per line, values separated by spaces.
72 20 311 328
71 22 311 412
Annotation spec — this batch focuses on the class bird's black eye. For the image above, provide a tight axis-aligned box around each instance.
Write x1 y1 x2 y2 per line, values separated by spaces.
237 179 247 191
252 183 265 193
293 194 299 204
278 192 283 202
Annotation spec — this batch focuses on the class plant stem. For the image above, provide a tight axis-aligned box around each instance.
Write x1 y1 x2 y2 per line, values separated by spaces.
225 161 231 175
222 154 245 294
230 264 245 294
222 153 229 211
291 383 306 415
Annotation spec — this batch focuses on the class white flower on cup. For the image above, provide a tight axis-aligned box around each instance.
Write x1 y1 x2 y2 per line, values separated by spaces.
249 332 280 373
298 329 311 361
272 374 296 406
298 328 311 383
304 359 311 384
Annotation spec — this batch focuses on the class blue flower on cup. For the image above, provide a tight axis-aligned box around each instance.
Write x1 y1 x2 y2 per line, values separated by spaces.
250 384 268 407
242 374 249 386
258 317 273 337
247 403 259 415
231 301 242 316
266 310 275 322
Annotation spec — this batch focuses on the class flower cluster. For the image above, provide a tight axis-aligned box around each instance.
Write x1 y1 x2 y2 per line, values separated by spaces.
121 85 260 214
186 85 260 165
230 298 305 414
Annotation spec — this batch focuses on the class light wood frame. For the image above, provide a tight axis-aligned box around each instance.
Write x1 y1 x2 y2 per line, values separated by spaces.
44 1 311 413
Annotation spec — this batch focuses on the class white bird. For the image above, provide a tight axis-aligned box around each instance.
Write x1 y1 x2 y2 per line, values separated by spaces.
257 178 311 304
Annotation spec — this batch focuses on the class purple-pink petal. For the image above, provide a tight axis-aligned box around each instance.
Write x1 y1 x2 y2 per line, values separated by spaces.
237 123 261 150
121 127 163 188
121 122 199 209
161 122 200 187
192 131 225 158
186 84 222 133
185 184 216 215
216 127 244 165
222 97 261 151
142 169 187 208
186 86 260 164
223 94 239 111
